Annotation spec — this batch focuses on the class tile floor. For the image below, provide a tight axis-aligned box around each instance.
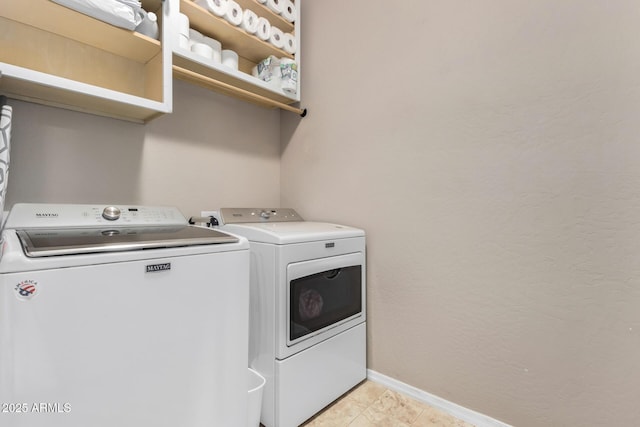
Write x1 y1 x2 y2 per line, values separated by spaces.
298 380 476 427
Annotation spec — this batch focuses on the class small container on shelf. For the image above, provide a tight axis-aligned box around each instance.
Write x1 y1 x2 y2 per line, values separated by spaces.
222 49 239 69
136 11 159 39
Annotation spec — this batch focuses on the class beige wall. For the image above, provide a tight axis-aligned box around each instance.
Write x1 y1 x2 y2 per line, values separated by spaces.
282 1 640 426
6 79 281 214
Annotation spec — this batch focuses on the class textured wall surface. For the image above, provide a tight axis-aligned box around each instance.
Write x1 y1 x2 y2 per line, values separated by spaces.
6 80 281 215
281 1 640 425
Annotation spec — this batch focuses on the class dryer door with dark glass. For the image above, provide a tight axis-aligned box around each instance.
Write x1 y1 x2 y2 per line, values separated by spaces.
286 252 365 352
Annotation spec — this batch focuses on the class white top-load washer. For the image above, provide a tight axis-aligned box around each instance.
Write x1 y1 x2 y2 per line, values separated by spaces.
0 203 250 427
218 208 366 427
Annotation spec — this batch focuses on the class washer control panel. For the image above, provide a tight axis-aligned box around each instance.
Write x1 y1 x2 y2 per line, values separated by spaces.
5 203 187 229
219 208 303 224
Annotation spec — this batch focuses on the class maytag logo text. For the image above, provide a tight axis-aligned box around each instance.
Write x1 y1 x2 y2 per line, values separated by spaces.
146 263 171 273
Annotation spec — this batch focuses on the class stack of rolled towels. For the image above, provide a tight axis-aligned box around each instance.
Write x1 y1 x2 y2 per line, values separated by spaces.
257 0 295 23
177 13 239 70
194 0 296 55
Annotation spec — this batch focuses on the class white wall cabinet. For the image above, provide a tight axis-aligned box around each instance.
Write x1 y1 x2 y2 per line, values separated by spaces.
0 0 172 123
0 0 301 122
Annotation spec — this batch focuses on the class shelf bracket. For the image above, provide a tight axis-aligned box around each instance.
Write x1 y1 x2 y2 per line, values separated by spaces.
173 66 306 116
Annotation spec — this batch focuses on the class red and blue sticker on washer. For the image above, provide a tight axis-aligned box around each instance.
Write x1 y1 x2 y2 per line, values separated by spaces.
14 280 38 301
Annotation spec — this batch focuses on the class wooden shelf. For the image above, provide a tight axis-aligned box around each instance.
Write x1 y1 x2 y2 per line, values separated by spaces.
180 0 293 64
1 0 161 63
0 64 168 123
173 49 296 105
0 0 300 120
173 0 301 114
174 65 302 114
0 0 171 122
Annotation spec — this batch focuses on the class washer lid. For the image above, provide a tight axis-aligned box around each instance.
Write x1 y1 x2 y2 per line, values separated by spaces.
221 221 364 244
16 226 238 257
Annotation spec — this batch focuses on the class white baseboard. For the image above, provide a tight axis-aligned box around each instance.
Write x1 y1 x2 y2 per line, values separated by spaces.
366 370 512 427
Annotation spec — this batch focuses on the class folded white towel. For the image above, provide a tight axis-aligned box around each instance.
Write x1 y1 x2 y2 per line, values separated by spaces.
115 0 142 8
51 0 143 30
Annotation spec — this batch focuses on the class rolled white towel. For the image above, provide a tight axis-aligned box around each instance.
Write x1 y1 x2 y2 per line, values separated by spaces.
195 0 228 17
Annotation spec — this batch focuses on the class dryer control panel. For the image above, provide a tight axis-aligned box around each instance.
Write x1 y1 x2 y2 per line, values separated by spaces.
219 208 303 224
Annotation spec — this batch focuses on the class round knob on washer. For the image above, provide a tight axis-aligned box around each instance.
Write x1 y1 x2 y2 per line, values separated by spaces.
102 206 121 221
260 210 271 219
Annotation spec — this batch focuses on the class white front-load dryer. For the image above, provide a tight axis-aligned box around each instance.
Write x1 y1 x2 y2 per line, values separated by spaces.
218 208 367 427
